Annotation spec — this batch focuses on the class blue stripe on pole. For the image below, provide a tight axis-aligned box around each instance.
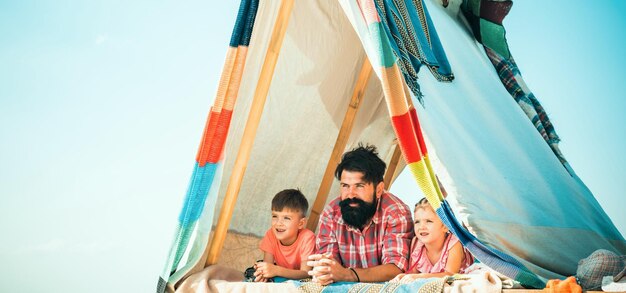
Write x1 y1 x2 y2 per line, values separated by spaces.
178 162 218 225
229 0 260 47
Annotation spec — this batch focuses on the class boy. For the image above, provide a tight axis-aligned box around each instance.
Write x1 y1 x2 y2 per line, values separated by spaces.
176 189 314 291
254 188 315 281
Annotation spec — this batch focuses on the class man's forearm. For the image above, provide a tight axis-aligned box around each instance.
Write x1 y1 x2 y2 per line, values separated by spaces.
352 263 402 282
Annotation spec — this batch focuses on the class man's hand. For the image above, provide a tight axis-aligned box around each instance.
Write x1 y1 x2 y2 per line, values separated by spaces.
307 254 355 285
307 254 334 285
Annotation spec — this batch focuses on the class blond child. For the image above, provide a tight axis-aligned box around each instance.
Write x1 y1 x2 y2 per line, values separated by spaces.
393 198 473 282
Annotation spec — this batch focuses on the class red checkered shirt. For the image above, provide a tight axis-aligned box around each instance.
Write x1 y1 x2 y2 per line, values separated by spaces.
315 191 414 272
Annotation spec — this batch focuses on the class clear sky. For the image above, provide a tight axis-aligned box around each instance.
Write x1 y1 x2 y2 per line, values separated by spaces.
0 1 624 292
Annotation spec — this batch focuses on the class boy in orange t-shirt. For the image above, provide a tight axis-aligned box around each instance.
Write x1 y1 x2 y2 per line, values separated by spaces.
253 189 315 281
175 189 314 290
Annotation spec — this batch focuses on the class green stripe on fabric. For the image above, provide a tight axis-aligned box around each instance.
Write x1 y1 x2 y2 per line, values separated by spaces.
479 19 510 59
516 270 547 289
369 21 397 68
469 0 481 16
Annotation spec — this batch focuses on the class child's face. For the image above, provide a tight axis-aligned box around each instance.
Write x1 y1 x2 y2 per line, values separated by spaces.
414 207 448 244
271 208 305 246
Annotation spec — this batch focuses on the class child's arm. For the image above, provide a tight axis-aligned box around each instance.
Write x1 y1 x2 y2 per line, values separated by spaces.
418 241 466 278
263 252 275 263
267 260 311 280
254 252 311 281
392 242 466 281
441 241 465 275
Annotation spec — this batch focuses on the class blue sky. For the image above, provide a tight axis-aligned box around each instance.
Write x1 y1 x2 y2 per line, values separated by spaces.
1 1 624 292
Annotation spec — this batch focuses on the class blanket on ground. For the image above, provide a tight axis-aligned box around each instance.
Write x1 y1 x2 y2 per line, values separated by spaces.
178 265 516 292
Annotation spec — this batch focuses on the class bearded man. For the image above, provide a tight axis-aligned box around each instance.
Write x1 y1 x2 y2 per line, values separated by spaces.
308 145 414 285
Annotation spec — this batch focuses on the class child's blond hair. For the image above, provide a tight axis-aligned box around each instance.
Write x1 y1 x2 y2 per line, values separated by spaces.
414 197 432 213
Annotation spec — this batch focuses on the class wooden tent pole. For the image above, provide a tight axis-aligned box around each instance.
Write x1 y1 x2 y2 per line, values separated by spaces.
383 141 402 189
205 0 295 266
307 58 372 231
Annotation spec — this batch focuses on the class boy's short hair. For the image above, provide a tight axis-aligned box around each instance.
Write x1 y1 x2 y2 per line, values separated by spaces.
271 189 309 217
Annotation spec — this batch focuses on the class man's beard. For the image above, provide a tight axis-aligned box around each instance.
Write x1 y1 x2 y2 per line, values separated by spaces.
339 196 377 229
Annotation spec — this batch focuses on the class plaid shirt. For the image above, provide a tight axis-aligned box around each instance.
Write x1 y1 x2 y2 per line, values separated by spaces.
316 191 414 272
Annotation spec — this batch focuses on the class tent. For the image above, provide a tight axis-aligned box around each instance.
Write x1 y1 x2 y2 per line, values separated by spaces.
157 0 626 291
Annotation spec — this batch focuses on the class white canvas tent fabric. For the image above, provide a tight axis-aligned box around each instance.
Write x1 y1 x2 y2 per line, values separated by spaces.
159 0 403 289
216 0 399 236
158 0 625 291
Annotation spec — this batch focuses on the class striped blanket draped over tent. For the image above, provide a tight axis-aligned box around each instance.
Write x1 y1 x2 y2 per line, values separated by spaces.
342 0 625 288
460 0 569 169
372 0 454 103
340 0 545 288
157 0 259 290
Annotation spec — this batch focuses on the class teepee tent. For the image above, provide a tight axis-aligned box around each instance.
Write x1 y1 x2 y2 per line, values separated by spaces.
157 0 625 291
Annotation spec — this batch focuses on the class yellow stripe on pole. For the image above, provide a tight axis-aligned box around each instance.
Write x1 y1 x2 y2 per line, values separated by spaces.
407 156 440 209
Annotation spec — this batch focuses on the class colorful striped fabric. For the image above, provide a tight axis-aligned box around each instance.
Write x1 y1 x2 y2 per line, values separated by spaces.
156 0 258 291
372 0 454 103
461 0 569 171
484 47 570 168
461 0 512 59
348 0 444 207
347 0 546 288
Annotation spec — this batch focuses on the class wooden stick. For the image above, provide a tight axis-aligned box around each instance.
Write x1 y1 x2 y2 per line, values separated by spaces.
307 57 372 231
205 0 296 266
384 141 403 189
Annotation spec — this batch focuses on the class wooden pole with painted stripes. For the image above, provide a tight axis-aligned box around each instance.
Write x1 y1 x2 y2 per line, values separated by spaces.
383 140 403 189
205 0 296 266
307 57 372 232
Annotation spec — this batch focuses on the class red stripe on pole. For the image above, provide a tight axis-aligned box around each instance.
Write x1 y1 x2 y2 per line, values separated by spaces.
391 111 424 164
196 108 220 166
206 109 233 164
408 107 428 156
196 109 234 166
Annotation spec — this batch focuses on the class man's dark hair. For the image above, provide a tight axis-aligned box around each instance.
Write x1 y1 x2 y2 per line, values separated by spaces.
334 144 386 185
271 189 309 217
